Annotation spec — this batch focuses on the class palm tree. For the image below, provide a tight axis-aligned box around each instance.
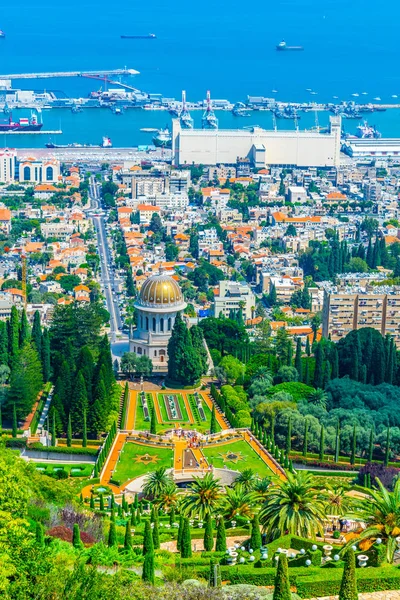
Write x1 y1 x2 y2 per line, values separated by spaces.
223 484 255 520
142 467 173 500
324 486 353 517
250 477 271 505
234 468 258 492
180 473 223 519
154 481 179 512
308 388 328 410
259 471 327 540
345 477 400 563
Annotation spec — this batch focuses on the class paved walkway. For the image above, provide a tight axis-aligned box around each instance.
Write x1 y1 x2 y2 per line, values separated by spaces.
101 432 127 483
125 389 136 430
242 430 287 481
309 594 400 600
201 392 228 430
151 392 163 424
173 438 187 470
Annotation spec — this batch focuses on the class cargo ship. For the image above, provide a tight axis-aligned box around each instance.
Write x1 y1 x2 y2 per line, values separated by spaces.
276 40 304 51
0 112 42 132
152 127 172 148
121 33 156 39
0 30 5 38
45 136 112 149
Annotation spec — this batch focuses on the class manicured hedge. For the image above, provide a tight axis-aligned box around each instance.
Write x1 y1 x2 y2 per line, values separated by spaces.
6 438 27 448
28 443 98 456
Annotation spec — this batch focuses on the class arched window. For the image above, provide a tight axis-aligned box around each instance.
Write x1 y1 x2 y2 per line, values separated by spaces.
168 317 172 331
160 318 164 332
160 355 164 362
46 166 53 181
23 166 30 181
138 347 142 355
154 350 157 357
145 317 149 330
152 317 156 332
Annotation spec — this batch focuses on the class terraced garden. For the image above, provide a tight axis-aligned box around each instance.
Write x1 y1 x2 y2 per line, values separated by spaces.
113 442 174 485
202 439 273 477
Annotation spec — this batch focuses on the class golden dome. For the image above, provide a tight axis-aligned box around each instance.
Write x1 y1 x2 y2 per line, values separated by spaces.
138 274 184 307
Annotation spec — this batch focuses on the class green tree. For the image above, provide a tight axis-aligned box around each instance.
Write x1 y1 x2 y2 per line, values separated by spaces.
152 516 160 549
210 404 217 434
19 309 30 347
35 522 45 548
31 311 42 355
273 554 291 600
350 424 356 466
0 321 8 366
303 419 308 457
181 473 223 519
70 371 88 435
319 425 325 461
339 549 358 600
12 403 17 438
215 516 227 552
8 305 19 360
67 413 72 447
368 429 374 463
250 513 262 550
203 514 214 552
167 313 202 385
82 410 87 448
124 520 132 551
107 520 117 547
142 552 155 584
181 517 192 558
294 338 302 381
150 405 157 435
72 523 82 549
142 520 154 555
385 427 390 467
7 341 43 419
286 416 292 455
177 515 184 553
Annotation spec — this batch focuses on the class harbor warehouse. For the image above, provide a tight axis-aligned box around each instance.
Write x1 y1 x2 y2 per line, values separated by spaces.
172 116 341 167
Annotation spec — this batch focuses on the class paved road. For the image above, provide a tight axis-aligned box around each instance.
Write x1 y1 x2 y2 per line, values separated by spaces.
88 177 127 349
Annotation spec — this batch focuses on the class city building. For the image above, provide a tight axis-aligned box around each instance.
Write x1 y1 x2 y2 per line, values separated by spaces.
172 116 341 167
18 158 60 184
0 149 17 183
213 280 256 320
322 285 400 346
130 273 186 371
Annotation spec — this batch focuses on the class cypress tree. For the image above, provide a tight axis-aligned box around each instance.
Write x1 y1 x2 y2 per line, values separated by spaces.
70 371 88 435
181 517 192 558
67 413 72 447
72 523 82 549
385 427 390 467
304 358 310 385
99 494 104 511
8 306 19 360
152 517 160 549
35 522 45 548
319 425 325 461
167 312 202 385
339 548 358 600
142 552 155 584
107 520 117 547
215 516 227 552
150 406 157 435
134 494 139 509
203 514 213 552
250 514 262 550
19 309 30 347
368 428 374 463
331 345 339 380
334 420 340 464
295 338 302 381
286 416 292 455
143 520 154 555
136 508 141 524
130 510 137 526
313 343 324 388
305 337 311 357
210 404 217 434
350 424 356 466
51 408 56 445
12 403 17 438
177 515 184 553
90 494 95 510
271 413 275 441
273 554 291 600
287 339 293 366
0 321 8 366
208 559 221 588
124 520 132 551
169 507 175 526
32 311 42 355
82 410 87 448
366 237 373 268
41 329 51 382
302 419 308 457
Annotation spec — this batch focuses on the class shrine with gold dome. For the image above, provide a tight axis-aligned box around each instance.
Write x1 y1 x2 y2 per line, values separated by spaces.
129 273 187 371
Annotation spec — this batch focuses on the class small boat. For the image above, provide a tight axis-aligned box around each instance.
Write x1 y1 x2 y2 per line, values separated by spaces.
121 33 156 39
0 30 5 38
271 89 278 93
152 126 172 148
373 97 381 101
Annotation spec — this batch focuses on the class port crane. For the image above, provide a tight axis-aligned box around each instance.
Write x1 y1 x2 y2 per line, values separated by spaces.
180 90 194 129
202 90 218 129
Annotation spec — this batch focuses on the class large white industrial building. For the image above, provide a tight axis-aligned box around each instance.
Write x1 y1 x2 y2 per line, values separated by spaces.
172 116 341 167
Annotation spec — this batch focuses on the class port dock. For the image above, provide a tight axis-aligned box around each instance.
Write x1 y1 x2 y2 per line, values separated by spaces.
0 130 62 135
0 68 139 79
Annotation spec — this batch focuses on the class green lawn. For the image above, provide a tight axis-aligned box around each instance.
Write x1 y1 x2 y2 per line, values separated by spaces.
34 462 93 477
158 393 189 422
202 440 273 477
113 442 173 485
134 395 152 431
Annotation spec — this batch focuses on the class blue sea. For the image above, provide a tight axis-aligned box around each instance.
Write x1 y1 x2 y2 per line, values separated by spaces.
1 0 400 146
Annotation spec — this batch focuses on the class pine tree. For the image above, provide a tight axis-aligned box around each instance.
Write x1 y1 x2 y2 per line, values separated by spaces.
70 371 88 435
124 520 132 550
210 404 217 434
305 337 311 357
77 346 95 402
19 309 30 347
319 425 325 461
107 520 117 547
203 514 213 552
12 403 17 438
368 428 374 463
250 514 262 550
82 409 87 448
51 408 56 445
142 552 155 584
215 517 227 552
31 311 42 355
152 517 160 549
339 548 358 600
350 424 356 465
167 313 202 385
150 406 157 435
67 413 72 447
89 377 108 436
295 338 302 381
302 419 308 457
35 522 45 548
72 523 82 549
8 306 19 360
385 427 390 467
143 520 154 555
0 321 8 366
286 416 292 455
273 554 291 600
313 343 324 388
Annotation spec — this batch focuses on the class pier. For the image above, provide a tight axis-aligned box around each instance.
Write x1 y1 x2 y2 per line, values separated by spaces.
0 130 62 135
0 68 139 80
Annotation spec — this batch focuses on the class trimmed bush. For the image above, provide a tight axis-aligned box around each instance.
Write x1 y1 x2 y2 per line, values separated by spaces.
273 554 291 600
339 548 358 600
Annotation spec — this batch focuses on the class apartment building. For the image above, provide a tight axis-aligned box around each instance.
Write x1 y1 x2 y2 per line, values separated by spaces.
213 280 256 320
0 149 17 183
322 285 400 346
